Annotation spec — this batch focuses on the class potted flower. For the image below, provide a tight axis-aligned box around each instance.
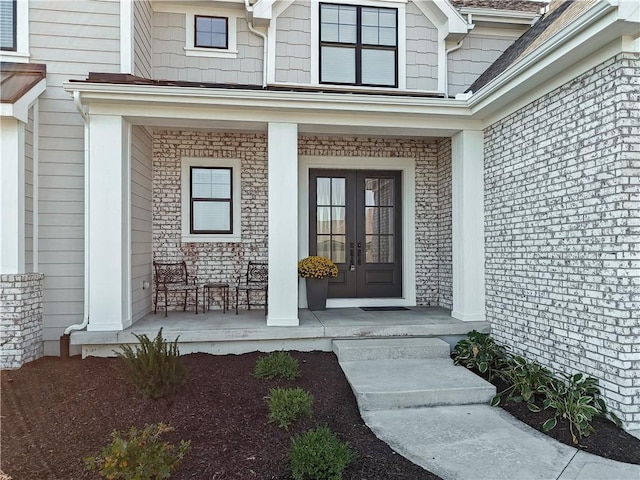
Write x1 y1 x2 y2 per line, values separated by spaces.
297 256 338 311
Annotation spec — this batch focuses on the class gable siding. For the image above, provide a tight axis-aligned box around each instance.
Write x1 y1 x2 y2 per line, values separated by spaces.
131 126 153 321
448 33 515 96
275 2 311 84
134 0 153 78
25 108 34 273
406 1 438 91
29 0 120 354
152 12 263 84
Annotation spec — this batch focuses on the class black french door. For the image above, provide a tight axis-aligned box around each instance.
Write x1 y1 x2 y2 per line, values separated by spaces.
309 169 402 298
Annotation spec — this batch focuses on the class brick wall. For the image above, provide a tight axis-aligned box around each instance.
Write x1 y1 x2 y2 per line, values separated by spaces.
437 138 453 309
484 53 640 429
0 274 44 369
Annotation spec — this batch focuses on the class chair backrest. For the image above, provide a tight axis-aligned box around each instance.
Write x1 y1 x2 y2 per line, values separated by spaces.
154 261 190 286
245 261 268 285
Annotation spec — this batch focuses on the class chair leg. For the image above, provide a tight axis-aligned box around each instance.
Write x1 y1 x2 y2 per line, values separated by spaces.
235 287 239 315
195 287 198 315
154 289 158 314
247 290 250 311
265 288 268 316
164 290 168 318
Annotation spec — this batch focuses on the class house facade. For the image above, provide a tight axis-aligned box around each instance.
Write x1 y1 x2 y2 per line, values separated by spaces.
0 0 638 429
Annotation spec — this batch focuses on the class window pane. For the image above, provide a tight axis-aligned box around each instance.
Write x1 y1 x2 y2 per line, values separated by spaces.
317 235 331 259
361 26 378 45
192 168 230 199
361 8 378 27
320 4 339 23
362 49 395 86
365 207 377 234
317 207 331 234
338 24 356 43
365 178 378 206
193 201 230 231
332 235 346 263
366 235 378 263
379 10 396 28
379 27 396 46
338 6 356 25
380 235 394 263
195 16 227 48
331 178 345 205
380 207 394 234
332 207 345 234
321 23 338 43
0 0 15 50
210 169 231 198
316 177 330 205
321 46 355 83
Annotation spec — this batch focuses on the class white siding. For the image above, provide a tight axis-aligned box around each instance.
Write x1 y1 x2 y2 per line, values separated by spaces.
152 12 263 84
134 0 153 78
29 0 120 354
25 108 34 273
131 126 153 322
275 2 311 84
406 1 438 91
448 33 515 96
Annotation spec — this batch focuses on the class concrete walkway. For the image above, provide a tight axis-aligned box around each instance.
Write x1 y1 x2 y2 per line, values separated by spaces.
334 338 640 480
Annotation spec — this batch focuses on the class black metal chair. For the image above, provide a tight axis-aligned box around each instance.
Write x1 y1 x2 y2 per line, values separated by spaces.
235 261 268 315
153 261 199 317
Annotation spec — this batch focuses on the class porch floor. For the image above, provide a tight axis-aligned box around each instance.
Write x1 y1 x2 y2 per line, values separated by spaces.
71 307 490 357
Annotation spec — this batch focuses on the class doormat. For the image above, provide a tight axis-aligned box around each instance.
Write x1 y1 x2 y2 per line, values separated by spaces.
360 306 410 312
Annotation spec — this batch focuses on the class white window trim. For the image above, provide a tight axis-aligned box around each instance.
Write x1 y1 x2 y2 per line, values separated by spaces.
0 0 30 63
152 4 240 59
310 0 406 89
181 157 242 243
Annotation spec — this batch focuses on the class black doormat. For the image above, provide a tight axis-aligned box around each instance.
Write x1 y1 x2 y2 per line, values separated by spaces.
360 306 410 312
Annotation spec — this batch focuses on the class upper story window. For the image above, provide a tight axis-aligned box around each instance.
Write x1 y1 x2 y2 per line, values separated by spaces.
195 15 228 49
320 3 397 88
0 0 16 51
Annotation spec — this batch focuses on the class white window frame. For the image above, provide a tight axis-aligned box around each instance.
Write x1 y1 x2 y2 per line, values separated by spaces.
181 157 242 243
152 3 240 59
0 0 29 63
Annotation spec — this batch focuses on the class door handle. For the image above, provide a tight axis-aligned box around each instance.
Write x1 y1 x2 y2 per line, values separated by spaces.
349 242 355 271
357 242 362 265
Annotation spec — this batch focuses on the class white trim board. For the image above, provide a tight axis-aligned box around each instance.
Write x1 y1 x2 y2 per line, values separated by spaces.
298 155 416 308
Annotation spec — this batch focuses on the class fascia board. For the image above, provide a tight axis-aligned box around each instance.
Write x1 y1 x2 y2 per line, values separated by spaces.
468 1 623 120
0 78 46 123
458 7 541 26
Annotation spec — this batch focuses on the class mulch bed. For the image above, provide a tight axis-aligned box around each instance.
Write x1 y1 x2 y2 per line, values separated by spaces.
1 352 441 480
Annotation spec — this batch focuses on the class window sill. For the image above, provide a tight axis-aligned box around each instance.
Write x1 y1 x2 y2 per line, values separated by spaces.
182 234 241 243
184 47 238 59
0 51 30 63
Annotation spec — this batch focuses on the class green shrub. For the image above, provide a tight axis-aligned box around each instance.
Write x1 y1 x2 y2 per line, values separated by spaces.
290 426 355 480
84 423 191 479
115 328 186 399
491 355 557 411
542 373 621 444
267 387 313 429
452 330 508 381
254 351 299 380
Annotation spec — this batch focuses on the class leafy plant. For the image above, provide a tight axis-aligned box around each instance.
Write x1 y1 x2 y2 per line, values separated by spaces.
267 387 313 429
84 423 191 479
297 256 339 279
254 351 299 380
541 373 622 444
290 426 355 480
115 328 186 399
452 330 507 381
491 355 557 411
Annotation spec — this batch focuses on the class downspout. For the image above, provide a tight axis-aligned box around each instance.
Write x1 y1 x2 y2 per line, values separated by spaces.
61 91 90 355
244 0 268 88
444 39 464 98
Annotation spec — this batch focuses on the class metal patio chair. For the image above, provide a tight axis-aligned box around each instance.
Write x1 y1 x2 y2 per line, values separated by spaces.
153 261 199 317
235 261 268 315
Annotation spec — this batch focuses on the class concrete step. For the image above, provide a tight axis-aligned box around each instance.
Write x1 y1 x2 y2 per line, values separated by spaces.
339 358 496 411
333 337 451 361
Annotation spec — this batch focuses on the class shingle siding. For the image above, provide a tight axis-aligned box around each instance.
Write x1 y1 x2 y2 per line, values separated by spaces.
275 2 311 84
406 1 438 91
484 53 640 429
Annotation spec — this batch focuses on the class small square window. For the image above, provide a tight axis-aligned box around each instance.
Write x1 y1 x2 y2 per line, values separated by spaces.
194 15 228 49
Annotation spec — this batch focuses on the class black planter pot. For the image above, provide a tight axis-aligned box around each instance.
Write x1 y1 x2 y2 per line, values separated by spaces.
305 277 329 311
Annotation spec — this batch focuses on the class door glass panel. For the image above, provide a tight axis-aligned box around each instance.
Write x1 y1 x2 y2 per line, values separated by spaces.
317 235 331 259
365 207 377 234
332 207 345 234
380 207 393 234
317 207 331 234
366 235 378 263
380 235 394 263
378 179 393 205
332 235 346 263
317 178 330 205
331 178 345 205
365 178 378 206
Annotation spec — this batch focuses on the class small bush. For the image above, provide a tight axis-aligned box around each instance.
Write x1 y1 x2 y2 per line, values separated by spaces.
254 351 299 380
84 423 191 480
491 355 556 411
267 387 313 429
115 328 186 399
542 373 621 444
452 330 508 381
290 426 355 480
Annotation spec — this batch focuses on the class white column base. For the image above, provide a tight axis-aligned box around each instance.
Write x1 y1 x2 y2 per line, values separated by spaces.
452 310 486 322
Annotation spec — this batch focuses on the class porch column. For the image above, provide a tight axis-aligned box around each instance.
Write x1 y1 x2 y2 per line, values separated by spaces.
0 118 26 274
87 114 131 331
451 130 485 321
267 123 299 326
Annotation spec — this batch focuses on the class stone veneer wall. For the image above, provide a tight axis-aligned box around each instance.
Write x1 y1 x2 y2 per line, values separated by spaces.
0 274 45 369
152 132 453 308
484 53 640 429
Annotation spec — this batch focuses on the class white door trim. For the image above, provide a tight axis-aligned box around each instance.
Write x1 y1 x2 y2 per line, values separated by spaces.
298 155 416 308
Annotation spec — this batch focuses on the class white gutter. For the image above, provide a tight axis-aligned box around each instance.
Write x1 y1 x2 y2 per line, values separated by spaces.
64 92 90 336
244 0 268 88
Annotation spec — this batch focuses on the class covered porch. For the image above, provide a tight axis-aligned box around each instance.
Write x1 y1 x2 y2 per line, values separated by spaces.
70 306 490 357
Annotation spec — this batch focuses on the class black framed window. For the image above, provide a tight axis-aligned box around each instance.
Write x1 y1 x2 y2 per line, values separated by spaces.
320 3 397 87
190 167 233 234
0 0 16 51
194 15 228 49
